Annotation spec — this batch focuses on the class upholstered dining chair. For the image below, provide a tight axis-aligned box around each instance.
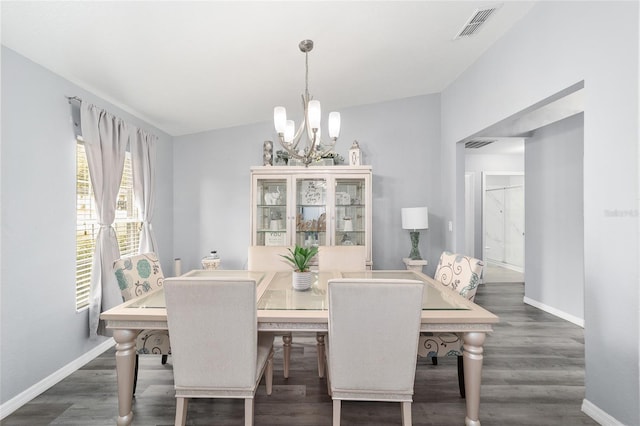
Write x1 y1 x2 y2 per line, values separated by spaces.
247 245 296 378
113 252 170 395
315 245 368 378
417 251 484 398
164 277 274 426
317 245 367 271
247 245 293 272
325 278 424 426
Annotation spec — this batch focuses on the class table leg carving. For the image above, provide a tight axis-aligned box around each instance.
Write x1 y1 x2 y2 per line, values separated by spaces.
282 334 292 379
114 329 137 426
463 331 486 426
316 333 325 378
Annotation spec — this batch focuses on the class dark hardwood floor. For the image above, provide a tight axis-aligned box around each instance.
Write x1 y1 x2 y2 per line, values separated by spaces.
2 279 598 426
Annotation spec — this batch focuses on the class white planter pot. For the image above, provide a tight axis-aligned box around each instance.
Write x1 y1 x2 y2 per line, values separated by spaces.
292 271 312 291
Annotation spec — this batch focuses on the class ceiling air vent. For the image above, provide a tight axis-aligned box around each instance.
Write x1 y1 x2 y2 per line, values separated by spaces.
454 6 500 39
465 139 496 149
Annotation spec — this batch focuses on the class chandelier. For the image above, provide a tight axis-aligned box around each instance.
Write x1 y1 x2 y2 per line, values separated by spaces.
274 40 341 167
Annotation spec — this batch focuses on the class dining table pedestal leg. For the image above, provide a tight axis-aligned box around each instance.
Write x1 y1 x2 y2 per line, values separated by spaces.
113 329 137 426
463 331 486 426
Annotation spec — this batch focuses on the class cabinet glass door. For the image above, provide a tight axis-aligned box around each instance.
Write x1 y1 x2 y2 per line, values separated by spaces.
295 178 327 247
255 178 288 246
334 178 366 247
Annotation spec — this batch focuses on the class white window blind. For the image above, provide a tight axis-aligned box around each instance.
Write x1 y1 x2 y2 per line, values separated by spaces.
76 139 140 310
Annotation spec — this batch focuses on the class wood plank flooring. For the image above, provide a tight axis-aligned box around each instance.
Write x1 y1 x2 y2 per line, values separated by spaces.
2 279 598 425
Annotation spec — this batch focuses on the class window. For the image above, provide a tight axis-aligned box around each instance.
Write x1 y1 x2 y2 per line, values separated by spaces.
76 139 140 310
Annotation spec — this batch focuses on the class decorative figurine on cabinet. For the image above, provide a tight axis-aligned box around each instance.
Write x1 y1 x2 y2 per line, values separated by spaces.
349 140 362 166
263 140 273 166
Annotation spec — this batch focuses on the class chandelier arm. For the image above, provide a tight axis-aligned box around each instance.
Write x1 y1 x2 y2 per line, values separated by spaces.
277 136 305 161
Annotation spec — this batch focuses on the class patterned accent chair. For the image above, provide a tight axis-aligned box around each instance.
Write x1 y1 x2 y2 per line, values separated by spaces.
417 251 484 398
113 252 171 395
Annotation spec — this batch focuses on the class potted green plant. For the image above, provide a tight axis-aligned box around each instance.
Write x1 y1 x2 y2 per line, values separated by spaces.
281 245 318 290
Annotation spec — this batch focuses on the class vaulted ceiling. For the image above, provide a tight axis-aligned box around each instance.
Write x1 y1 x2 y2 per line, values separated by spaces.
1 1 536 136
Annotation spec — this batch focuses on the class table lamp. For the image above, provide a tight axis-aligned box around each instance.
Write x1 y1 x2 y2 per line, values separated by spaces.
401 207 429 260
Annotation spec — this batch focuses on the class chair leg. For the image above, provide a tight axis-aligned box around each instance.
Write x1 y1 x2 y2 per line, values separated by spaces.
133 354 139 397
332 399 341 426
282 333 292 379
265 348 274 395
175 397 188 426
401 401 412 426
161 354 168 365
431 356 438 365
316 333 326 378
245 398 254 426
457 355 466 398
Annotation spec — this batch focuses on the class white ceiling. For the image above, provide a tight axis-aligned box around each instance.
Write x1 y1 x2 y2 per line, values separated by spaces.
1 1 536 136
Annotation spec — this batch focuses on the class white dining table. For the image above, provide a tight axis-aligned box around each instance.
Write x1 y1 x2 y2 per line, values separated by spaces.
100 269 499 426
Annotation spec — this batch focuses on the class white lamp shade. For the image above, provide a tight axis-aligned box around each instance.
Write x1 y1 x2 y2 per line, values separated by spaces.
274 107 287 134
328 111 341 139
308 100 321 129
284 120 295 142
401 207 429 230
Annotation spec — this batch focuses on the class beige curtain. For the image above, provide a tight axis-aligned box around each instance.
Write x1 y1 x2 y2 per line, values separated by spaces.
81 102 130 338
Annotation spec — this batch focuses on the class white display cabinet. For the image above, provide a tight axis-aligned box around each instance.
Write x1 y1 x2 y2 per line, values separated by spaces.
250 166 373 268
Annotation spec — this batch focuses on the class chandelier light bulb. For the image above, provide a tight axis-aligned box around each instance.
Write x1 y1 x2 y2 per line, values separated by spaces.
328 112 341 139
274 107 287 134
308 100 321 130
284 120 295 143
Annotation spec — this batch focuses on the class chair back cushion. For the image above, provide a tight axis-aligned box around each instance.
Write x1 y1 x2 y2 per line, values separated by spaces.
247 246 293 271
113 253 165 301
327 279 424 395
164 278 258 389
434 251 483 301
318 246 366 271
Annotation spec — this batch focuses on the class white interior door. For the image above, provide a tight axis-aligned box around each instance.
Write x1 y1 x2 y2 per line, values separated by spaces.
483 173 524 271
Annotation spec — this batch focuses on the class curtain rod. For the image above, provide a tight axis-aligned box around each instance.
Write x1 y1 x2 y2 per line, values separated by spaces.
65 95 82 104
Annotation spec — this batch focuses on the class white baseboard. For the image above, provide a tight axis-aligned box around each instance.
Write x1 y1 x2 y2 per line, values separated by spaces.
523 296 584 327
581 399 625 425
0 338 115 420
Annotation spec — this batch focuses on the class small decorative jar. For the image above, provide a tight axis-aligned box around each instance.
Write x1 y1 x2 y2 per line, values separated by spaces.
201 251 221 270
343 217 353 232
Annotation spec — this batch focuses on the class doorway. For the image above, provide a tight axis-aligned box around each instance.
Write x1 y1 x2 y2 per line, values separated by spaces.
482 172 524 272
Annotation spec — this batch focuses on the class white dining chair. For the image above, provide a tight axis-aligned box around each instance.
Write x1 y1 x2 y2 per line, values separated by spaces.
247 245 294 272
417 251 484 398
164 277 274 426
325 278 424 426
317 245 366 271
247 245 297 379
315 245 368 378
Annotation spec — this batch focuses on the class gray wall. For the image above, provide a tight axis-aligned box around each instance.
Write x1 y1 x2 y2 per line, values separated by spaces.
525 113 584 321
173 94 444 275
0 47 175 405
465 153 524 259
441 2 638 424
